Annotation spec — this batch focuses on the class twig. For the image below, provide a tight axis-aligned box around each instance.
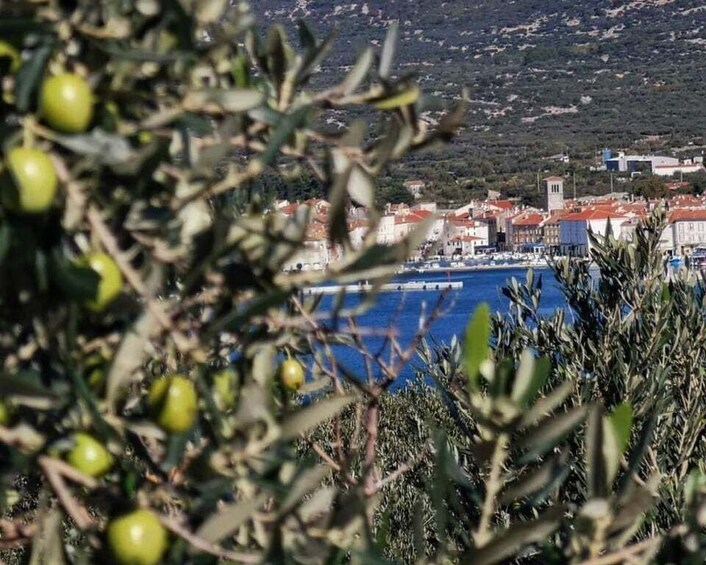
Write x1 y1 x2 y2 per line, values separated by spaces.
0 519 36 550
367 445 430 496
159 514 260 563
575 536 661 565
474 434 508 547
52 153 200 358
38 457 95 530
361 397 379 498
310 441 342 472
40 457 99 489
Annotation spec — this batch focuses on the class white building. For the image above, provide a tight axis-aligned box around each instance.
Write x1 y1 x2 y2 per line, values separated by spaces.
443 217 489 256
376 214 397 244
559 209 628 256
653 162 705 178
403 180 426 199
668 209 706 254
444 235 483 257
605 152 679 173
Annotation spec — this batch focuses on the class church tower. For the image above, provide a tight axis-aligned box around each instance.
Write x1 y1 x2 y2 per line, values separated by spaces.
543 176 565 213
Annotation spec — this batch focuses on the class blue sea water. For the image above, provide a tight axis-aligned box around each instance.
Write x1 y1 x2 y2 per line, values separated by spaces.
314 266 568 386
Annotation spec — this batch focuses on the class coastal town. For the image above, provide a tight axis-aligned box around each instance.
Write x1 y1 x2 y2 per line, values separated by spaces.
278 153 706 271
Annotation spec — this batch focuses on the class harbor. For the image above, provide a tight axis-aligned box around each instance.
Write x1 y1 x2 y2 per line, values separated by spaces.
302 280 463 295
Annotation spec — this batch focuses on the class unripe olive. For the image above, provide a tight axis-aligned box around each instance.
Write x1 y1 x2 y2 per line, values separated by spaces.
106 509 167 565
278 358 305 391
148 374 198 433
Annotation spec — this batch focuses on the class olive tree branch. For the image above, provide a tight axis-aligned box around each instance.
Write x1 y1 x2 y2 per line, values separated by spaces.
38 456 96 531
158 514 261 563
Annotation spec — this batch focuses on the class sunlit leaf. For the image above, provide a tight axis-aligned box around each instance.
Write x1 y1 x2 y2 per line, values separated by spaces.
512 354 551 407
464 303 491 393
196 494 267 544
340 48 373 95
498 451 570 505
518 404 590 463
379 22 399 80
279 395 356 441
470 507 565 565
371 85 420 111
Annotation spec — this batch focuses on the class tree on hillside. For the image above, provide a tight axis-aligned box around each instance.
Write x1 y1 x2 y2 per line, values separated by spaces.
630 175 667 199
378 180 416 205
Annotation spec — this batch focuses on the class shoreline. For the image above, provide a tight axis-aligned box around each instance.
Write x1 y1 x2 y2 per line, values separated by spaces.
401 262 553 274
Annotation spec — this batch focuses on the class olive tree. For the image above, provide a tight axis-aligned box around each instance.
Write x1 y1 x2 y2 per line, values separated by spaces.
0 2 465 562
394 211 706 563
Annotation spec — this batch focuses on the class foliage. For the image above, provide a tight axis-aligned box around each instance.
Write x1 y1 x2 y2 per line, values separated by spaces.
630 176 667 199
0 1 466 562
378 180 416 206
259 0 706 202
324 211 706 564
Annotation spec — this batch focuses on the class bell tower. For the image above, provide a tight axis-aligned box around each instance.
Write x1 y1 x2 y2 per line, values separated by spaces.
543 176 565 213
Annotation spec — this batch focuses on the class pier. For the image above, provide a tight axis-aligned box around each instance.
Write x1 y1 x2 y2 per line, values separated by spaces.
302 280 463 295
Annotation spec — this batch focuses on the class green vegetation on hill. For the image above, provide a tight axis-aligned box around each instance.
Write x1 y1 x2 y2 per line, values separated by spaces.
261 0 706 202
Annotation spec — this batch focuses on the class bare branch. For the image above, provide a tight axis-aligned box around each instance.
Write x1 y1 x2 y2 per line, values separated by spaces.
38 457 95 531
159 514 261 563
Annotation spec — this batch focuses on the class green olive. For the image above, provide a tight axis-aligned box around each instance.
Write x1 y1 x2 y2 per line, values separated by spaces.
106 509 167 565
0 40 20 74
76 252 123 312
0 401 10 426
148 374 198 434
39 73 94 133
1 147 58 213
65 433 114 478
278 358 305 391
213 368 236 410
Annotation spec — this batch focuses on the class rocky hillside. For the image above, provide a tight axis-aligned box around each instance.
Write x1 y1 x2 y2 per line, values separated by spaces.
256 1 706 197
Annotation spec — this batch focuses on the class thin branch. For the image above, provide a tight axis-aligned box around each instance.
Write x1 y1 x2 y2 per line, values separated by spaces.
474 434 508 547
52 153 200 357
0 519 36 550
310 441 342 472
38 457 95 531
575 536 662 565
159 514 260 563
367 445 430 496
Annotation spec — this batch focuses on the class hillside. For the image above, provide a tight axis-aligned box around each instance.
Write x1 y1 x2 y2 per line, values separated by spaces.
257 0 706 200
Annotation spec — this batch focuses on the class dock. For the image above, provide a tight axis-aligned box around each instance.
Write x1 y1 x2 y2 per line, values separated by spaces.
302 280 463 295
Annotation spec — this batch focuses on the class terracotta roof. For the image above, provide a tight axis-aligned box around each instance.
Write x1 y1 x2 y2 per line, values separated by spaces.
542 211 569 225
278 203 299 216
395 212 428 224
669 209 706 222
544 176 564 181
486 200 515 210
513 213 545 226
450 235 483 242
449 217 476 227
305 221 328 241
562 209 627 221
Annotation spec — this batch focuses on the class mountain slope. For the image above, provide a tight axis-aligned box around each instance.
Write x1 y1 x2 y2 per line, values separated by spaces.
256 1 706 195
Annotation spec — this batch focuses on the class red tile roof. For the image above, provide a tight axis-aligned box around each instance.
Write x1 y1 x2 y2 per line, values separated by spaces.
395 212 429 224
669 209 706 222
449 217 476 227
486 200 515 210
513 213 545 226
450 235 483 242
562 209 627 221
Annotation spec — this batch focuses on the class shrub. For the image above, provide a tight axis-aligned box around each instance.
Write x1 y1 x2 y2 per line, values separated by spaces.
0 2 465 562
